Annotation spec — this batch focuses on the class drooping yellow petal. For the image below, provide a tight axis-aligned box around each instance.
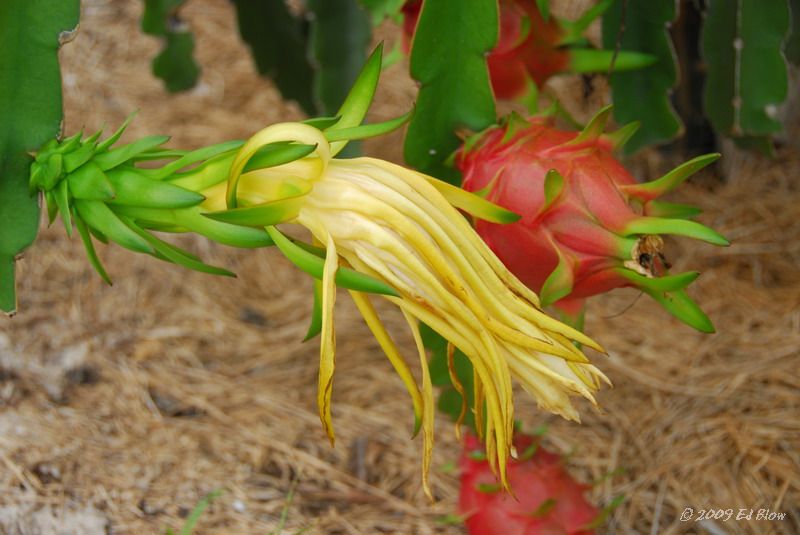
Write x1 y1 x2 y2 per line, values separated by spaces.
400 309 435 501
318 234 338 446
349 290 424 436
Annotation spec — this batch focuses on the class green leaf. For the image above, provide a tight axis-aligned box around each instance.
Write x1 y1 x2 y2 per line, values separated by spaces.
0 0 80 314
307 0 372 158
230 0 316 115
404 0 498 182
142 0 200 92
601 0 682 153
702 0 790 140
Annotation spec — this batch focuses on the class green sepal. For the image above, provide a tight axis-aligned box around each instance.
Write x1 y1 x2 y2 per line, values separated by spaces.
570 104 613 144
640 287 715 333
203 188 309 227
111 205 274 249
325 108 413 142
106 168 205 208
44 191 58 226
96 114 135 152
424 177 520 224
74 200 155 255
623 217 729 246
55 131 84 155
530 498 557 518
542 169 565 211
615 268 700 292
265 226 400 297
150 140 242 179
166 151 237 192
644 200 702 219
67 162 115 200
54 179 73 235
302 115 342 130
74 215 112 285
63 142 99 173
120 215 236 277
539 249 574 307
37 152 64 191
243 142 318 173
92 135 170 171
603 121 641 150
304 279 324 341
568 49 656 74
621 153 720 201
328 43 384 156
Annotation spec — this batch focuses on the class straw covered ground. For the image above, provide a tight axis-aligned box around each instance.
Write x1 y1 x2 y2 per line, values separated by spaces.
0 1 798 533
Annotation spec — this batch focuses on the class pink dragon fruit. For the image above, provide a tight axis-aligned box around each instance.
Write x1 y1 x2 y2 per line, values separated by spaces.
456 108 728 331
459 432 599 535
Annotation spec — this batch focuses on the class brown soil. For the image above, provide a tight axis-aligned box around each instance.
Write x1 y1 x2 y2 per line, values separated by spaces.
0 1 798 534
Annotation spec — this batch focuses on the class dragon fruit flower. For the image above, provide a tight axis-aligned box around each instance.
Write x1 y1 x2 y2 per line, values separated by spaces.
202 120 609 496
29 48 611 497
457 107 729 332
402 0 654 100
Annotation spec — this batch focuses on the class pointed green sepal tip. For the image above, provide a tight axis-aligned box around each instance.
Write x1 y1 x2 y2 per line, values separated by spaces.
325 108 414 143
265 227 400 297
543 169 565 210
500 111 531 144
242 142 318 174
539 252 574 307
203 198 306 228
622 153 721 201
624 217 729 246
641 288 715 333
424 176 520 224
616 268 700 293
603 121 641 150
567 104 613 146
302 115 342 131
329 43 384 157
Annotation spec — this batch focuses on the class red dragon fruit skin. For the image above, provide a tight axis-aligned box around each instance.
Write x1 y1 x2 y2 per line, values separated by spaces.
459 432 599 535
457 109 729 332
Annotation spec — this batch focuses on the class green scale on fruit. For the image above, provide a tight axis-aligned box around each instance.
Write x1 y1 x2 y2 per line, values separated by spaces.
456 106 729 332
